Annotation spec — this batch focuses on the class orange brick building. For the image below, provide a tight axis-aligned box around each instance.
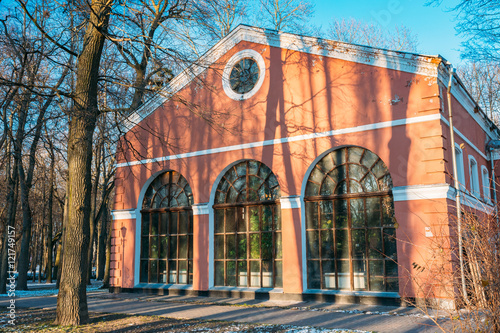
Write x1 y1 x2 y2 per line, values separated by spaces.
110 25 499 305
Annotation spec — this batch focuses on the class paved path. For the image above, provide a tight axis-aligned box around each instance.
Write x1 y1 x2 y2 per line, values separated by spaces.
1 290 450 332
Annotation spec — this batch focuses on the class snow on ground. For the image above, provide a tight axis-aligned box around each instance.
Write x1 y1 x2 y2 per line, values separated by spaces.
0 283 103 298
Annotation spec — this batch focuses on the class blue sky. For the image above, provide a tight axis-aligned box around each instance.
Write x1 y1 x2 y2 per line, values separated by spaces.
312 0 464 65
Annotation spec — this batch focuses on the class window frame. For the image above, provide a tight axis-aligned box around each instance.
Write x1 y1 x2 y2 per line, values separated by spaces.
481 165 491 202
455 143 466 191
468 155 480 197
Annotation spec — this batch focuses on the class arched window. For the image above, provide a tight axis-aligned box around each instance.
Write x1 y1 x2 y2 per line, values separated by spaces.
214 160 282 288
140 171 193 284
305 147 398 292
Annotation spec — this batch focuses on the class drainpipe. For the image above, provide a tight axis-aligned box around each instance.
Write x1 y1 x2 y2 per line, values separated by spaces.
487 140 500 226
446 65 467 302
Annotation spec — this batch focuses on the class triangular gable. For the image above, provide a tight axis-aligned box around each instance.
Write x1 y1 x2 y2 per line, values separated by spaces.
123 25 444 132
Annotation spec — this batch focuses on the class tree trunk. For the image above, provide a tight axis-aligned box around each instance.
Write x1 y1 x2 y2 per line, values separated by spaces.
102 210 111 288
55 0 111 325
46 147 55 283
96 200 108 280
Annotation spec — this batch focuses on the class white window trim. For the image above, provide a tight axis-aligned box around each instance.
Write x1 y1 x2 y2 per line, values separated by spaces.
468 155 480 198
222 49 266 101
455 144 466 192
481 165 491 202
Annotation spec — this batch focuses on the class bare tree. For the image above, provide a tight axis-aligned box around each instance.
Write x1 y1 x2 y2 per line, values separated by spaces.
258 0 314 33
327 18 419 52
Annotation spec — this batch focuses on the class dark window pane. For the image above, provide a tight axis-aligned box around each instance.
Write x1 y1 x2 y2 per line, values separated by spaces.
188 235 193 259
336 229 349 259
226 234 236 259
262 261 273 288
169 235 177 258
361 150 378 169
321 230 335 258
215 209 224 233
275 261 283 288
386 260 399 277
350 199 365 227
160 213 168 235
226 208 237 232
306 181 320 196
348 147 364 164
320 152 336 172
352 229 366 260
353 260 367 290
141 237 149 258
150 237 159 259
168 260 177 284
160 236 168 259
150 260 158 283
366 197 381 227
262 232 273 260
179 211 188 234
151 213 159 235
236 162 247 177
370 277 385 291
349 180 363 194
307 230 319 259
310 166 325 184
320 201 333 229
250 233 260 259
274 206 281 230
226 261 236 286
382 196 395 226
250 261 261 287
320 176 335 196
258 163 271 180
179 235 188 259
188 260 193 284
307 261 320 289
362 174 379 192
237 234 247 259
142 214 150 235
170 213 178 234
334 200 348 228
237 207 246 232
262 206 273 231
349 164 366 181
249 175 261 191
386 278 399 292
335 180 347 195
228 186 238 202
367 229 383 259
384 229 398 260
215 261 224 286
188 211 193 234
238 261 247 287
249 207 260 231
306 201 318 229
249 160 259 175
337 260 350 290
140 260 148 283
369 260 384 276
275 232 282 259
322 260 336 289
215 235 224 260
159 261 167 283
178 260 188 284
372 160 387 179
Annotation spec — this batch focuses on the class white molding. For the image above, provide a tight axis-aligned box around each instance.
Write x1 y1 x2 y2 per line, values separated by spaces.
441 115 488 160
122 25 442 132
222 49 266 101
192 203 209 215
392 184 455 201
392 184 494 214
116 114 442 168
280 196 301 209
111 209 136 220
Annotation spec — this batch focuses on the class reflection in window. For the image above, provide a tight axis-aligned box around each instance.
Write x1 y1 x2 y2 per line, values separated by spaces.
140 171 193 285
305 147 398 292
214 160 282 288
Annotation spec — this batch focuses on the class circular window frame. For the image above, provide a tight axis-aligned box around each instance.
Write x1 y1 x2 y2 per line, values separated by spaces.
222 49 266 101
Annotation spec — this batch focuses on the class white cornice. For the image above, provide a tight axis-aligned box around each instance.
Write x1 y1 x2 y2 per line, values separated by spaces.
111 209 136 220
122 25 442 132
192 203 209 215
280 196 301 209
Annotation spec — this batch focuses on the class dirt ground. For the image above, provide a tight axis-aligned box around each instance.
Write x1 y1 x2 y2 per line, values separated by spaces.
0 308 362 332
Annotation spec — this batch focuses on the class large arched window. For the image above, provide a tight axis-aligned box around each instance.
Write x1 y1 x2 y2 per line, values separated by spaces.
214 160 282 288
305 147 398 292
140 171 193 284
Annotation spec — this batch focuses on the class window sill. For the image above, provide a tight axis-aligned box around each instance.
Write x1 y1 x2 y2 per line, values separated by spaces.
304 289 400 298
134 283 193 290
209 286 284 293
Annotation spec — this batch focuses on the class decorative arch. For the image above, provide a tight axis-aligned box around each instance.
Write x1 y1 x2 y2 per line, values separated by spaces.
304 146 398 292
139 170 193 285
213 160 282 288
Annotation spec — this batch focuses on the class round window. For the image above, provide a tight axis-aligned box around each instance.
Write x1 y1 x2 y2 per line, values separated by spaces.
229 58 259 94
222 49 266 101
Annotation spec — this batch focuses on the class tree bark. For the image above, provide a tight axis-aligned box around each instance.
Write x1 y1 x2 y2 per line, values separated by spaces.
46 142 55 283
102 209 111 288
55 0 111 325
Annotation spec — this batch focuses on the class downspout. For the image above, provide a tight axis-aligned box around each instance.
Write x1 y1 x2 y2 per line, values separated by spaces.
446 65 467 302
